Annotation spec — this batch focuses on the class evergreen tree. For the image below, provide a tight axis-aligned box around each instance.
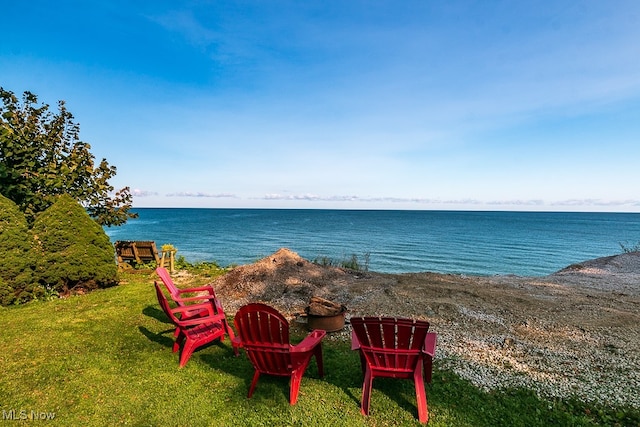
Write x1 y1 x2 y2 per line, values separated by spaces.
31 194 118 295
0 194 35 305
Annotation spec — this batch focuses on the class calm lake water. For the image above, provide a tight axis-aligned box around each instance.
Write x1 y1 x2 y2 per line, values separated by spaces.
104 209 640 276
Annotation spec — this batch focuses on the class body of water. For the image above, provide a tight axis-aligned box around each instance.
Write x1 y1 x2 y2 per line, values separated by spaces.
104 209 640 276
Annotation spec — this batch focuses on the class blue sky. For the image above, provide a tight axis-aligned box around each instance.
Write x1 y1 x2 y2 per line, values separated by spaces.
2 1 640 212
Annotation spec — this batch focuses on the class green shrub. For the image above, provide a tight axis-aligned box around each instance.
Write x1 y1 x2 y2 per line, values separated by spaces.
313 252 371 271
31 194 117 295
0 194 35 305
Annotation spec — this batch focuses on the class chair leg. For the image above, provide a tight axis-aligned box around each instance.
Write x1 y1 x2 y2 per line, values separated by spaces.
231 340 241 357
414 365 428 423
224 320 236 342
423 357 433 384
359 352 366 376
289 370 303 405
314 344 324 378
173 331 185 353
360 368 373 416
179 340 195 367
248 371 260 398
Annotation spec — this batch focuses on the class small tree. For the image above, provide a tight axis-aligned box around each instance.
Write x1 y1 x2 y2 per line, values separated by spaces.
31 194 118 295
0 194 35 305
0 87 137 226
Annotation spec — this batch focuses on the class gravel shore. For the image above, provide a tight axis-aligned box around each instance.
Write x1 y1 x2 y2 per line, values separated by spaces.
203 248 640 409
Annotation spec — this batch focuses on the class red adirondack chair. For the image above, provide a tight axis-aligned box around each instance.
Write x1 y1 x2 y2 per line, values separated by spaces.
155 267 236 345
233 303 326 404
350 316 437 423
154 282 232 367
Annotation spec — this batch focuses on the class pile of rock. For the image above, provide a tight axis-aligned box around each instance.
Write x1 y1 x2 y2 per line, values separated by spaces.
305 296 345 316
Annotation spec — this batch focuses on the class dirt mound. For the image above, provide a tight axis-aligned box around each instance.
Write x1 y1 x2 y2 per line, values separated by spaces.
212 248 357 314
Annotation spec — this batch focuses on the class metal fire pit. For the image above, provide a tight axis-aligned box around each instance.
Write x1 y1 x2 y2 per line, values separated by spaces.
305 305 347 332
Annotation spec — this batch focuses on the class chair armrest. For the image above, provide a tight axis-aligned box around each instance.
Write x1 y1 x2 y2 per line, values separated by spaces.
172 292 216 304
423 332 437 358
351 329 361 351
171 301 213 315
291 329 326 353
171 302 224 326
178 312 226 327
175 291 226 318
176 285 215 295
174 286 215 301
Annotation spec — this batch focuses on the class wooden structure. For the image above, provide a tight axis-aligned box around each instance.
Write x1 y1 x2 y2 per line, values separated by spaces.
233 303 326 405
351 317 437 424
115 241 160 269
160 248 177 273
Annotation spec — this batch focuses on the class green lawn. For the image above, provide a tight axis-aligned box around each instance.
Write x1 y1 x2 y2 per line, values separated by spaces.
0 271 636 426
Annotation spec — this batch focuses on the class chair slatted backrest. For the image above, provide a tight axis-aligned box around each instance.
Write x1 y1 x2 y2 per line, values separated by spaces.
234 303 292 375
351 317 430 373
154 282 180 325
156 267 179 297
134 241 159 262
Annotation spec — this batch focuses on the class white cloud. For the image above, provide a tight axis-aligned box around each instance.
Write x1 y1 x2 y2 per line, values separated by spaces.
260 194 545 206
131 189 158 197
552 199 640 207
262 193 359 202
166 192 237 198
